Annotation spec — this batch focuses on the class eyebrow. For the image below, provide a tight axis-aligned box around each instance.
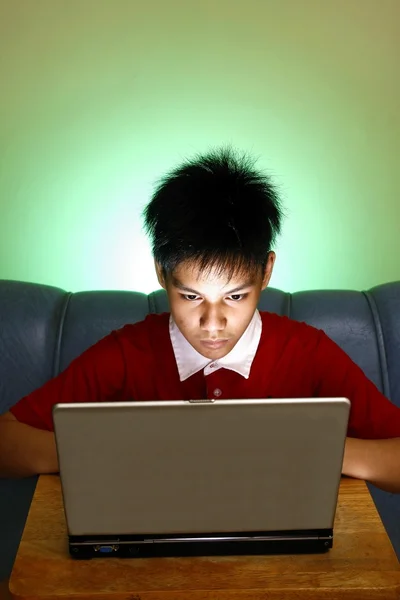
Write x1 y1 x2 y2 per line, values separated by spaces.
172 277 255 296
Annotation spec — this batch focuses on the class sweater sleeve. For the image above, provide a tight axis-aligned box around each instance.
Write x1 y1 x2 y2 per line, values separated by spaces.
9 331 127 432
313 331 400 439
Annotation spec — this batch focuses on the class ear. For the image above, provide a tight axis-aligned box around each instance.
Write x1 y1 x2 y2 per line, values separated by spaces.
155 261 167 289
261 252 276 290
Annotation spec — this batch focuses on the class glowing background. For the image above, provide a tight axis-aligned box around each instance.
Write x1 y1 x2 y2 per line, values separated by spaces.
0 0 399 293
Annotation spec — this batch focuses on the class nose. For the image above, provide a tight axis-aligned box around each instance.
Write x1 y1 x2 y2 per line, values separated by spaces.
200 304 226 334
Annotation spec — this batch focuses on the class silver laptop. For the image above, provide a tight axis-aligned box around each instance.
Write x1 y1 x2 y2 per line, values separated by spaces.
52 398 350 559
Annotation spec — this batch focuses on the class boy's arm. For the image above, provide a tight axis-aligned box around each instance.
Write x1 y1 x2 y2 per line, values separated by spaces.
0 411 58 478
343 437 400 494
313 331 400 493
1 328 129 478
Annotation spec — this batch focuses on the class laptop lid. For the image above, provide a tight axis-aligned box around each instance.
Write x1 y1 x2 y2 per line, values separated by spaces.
53 398 350 538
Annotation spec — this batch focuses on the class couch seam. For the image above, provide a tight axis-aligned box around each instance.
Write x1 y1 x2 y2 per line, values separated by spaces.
52 292 73 377
362 290 391 398
148 291 156 314
286 291 292 318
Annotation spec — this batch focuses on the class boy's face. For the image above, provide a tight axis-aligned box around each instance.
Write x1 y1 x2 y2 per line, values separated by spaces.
157 254 275 359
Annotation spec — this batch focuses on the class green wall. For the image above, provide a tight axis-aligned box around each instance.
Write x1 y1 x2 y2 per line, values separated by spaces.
1 0 399 294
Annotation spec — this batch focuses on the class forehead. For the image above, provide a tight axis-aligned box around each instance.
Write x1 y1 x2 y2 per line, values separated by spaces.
170 261 258 290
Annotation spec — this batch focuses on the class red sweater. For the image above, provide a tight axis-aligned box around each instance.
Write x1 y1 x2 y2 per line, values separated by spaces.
10 312 400 439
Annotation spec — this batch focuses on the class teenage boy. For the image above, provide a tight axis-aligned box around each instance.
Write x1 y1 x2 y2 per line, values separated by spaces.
1 148 400 491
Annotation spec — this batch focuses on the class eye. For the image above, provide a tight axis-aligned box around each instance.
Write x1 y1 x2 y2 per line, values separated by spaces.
227 293 248 302
181 294 201 301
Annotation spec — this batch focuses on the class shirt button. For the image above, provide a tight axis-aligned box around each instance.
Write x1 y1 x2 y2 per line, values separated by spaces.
210 362 217 369
213 388 222 397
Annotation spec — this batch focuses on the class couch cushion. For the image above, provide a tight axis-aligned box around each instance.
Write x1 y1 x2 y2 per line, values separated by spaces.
0 280 67 414
58 291 149 373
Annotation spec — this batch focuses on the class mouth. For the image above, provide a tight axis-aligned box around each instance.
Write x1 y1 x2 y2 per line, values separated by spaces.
200 339 229 350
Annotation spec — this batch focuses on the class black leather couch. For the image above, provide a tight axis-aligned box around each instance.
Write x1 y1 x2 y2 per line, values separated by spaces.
1 279 399 578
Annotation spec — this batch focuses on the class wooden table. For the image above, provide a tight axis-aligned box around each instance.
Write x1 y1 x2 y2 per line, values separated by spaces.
8 476 400 600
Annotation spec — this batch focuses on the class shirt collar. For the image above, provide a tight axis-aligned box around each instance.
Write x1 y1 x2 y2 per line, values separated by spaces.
169 310 262 382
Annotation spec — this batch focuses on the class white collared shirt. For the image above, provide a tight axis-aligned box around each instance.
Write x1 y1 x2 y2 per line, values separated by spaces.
169 310 262 382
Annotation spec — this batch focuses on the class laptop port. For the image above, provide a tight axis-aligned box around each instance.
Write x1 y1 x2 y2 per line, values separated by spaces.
94 544 119 553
